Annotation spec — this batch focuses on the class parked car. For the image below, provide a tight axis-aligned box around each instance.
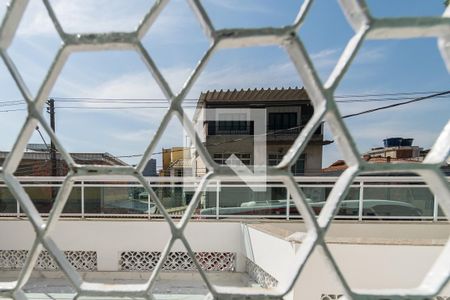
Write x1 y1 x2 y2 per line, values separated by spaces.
199 199 422 219
309 199 422 218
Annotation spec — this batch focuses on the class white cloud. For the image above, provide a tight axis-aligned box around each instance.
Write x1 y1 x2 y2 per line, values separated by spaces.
87 72 164 99
108 128 153 143
143 0 206 41
15 1 57 37
311 48 340 60
15 0 201 39
204 0 273 14
49 60 300 129
308 48 342 80
355 46 387 64
16 0 151 36
188 61 301 96
308 45 388 83
42 58 303 161
53 71 169 122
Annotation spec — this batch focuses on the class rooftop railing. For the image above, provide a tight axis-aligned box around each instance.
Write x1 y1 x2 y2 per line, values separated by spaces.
1 176 447 221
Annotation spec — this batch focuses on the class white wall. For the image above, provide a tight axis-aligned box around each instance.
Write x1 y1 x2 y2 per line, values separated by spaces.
1 220 449 299
270 222 450 240
0 220 245 272
244 223 450 299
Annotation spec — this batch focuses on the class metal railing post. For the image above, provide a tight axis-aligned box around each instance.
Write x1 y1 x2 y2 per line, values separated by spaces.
433 193 438 222
216 180 220 220
81 180 85 219
148 181 152 220
16 197 20 218
358 181 364 221
286 189 290 220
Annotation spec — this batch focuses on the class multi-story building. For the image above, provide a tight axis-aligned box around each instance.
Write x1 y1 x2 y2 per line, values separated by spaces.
159 147 192 177
191 87 328 209
193 87 327 176
157 147 194 209
142 158 157 177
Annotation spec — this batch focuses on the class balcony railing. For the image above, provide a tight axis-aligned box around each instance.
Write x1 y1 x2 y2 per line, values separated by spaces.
0 176 447 221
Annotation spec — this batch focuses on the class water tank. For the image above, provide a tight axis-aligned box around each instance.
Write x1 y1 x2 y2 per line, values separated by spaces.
383 137 403 147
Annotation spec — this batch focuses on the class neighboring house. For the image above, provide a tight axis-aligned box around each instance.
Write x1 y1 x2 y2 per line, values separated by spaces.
192 87 328 177
364 137 424 161
159 147 192 177
191 87 329 210
0 144 129 214
0 144 128 176
158 147 194 209
322 137 449 175
320 138 448 217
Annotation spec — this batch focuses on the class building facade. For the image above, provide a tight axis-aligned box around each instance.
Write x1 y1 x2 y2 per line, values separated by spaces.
191 87 328 209
159 147 192 177
193 87 327 176
142 158 157 177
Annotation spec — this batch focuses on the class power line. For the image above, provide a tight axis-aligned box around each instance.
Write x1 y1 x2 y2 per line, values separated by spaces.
114 90 450 159
1 91 450 112
48 90 448 100
342 90 450 119
44 92 450 104
334 90 444 98
2 94 449 112
56 106 182 109
47 94 450 104
0 108 26 112
336 94 450 103
115 125 313 159
0 100 24 104
2 90 448 165
0 89 449 105
0 102 24 107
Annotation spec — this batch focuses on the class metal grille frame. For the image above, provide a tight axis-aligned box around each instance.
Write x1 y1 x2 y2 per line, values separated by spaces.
0 0 449 299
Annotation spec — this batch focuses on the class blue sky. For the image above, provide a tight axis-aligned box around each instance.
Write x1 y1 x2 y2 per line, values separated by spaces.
0 0 449 169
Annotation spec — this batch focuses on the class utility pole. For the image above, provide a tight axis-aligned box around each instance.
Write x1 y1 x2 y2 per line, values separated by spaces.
46 99 57 177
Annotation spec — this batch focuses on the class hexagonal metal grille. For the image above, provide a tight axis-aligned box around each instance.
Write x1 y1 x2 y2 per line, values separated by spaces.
0 0 449 299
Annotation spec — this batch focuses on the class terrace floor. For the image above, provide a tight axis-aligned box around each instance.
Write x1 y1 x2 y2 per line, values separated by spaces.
0 271 257 299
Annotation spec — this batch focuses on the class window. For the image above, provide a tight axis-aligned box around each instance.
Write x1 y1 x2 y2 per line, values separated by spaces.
172 169 184 177
268 154 283 166
268 153 305 175
210 121 251 135
300 104 314 125
216 113 251 135
291 155 305 175
213 153 251 165
268 112 297 131
217 120 249 133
